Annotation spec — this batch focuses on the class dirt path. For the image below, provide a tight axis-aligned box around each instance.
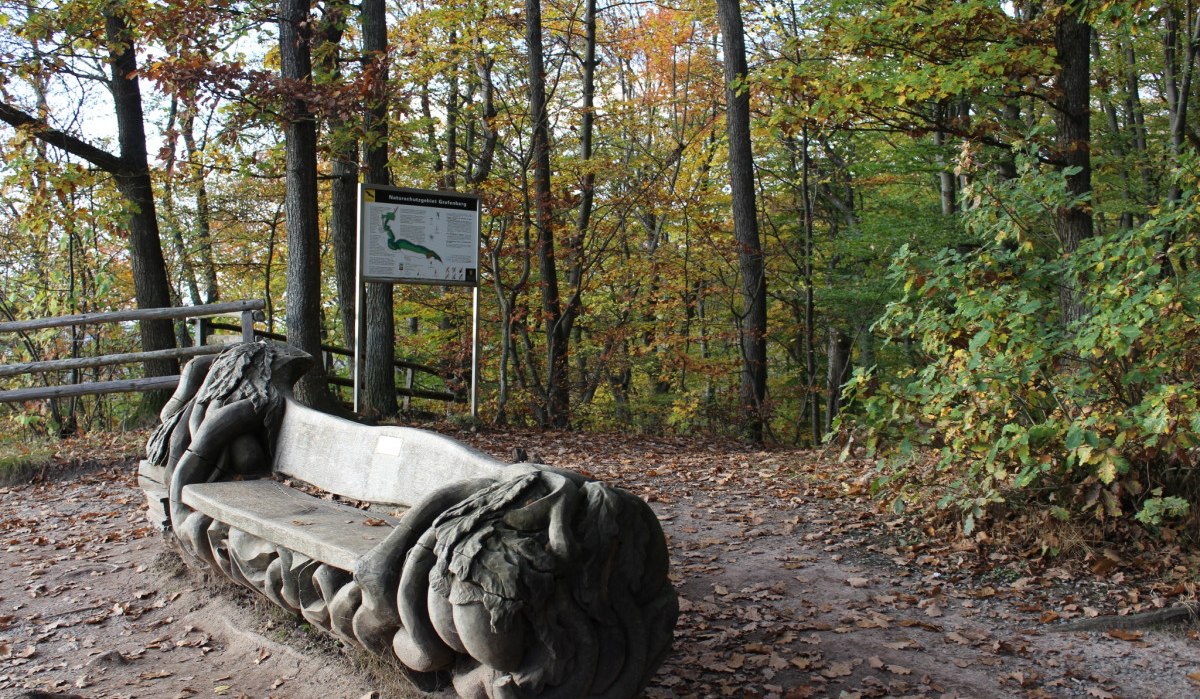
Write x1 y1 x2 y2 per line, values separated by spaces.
1 430 1197 699
0 462 401 699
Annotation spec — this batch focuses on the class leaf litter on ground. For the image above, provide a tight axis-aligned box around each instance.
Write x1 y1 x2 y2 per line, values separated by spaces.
1 425 1197 698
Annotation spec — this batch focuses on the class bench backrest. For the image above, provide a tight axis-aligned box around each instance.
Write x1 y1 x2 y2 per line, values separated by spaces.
272 398 506 507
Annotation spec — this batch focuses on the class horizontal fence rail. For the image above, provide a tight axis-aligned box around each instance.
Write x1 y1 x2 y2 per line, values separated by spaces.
0 300 265 334
0 300 265 404
205 321 444 377
0 376 181 403
0 345 226 379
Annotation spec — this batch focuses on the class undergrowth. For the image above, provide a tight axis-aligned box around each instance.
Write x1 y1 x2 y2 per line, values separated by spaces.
843 147 1200 548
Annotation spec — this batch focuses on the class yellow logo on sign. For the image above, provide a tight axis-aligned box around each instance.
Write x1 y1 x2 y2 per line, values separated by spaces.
364 188 376 202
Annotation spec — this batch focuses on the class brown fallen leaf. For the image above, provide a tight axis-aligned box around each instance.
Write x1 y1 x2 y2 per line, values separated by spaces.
868 656 884 669
1107 628 1144 642
821 660 854 678
847 577 870 588
1187 672 1200 687
887 664 912 676
139 670 173 680
255 648 271 665
363 518 387 527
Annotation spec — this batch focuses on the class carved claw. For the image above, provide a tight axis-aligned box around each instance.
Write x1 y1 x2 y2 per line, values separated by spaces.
501 471 580 563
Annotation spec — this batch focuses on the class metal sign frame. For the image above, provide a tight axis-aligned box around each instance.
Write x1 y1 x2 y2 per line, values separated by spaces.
354 184 481 417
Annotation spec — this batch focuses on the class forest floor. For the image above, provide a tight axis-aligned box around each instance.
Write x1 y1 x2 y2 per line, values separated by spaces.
0 426 1197 699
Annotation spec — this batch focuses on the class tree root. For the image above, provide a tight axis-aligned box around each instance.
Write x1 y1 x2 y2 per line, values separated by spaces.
1050 601 1198 632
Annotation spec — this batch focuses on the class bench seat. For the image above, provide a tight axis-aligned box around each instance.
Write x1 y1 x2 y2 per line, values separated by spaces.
144 342 677 699
182 480 401 571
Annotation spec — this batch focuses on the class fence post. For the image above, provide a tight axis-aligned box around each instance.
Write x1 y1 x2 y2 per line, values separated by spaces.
195 319 212 348
240 310 257 343
402 368 414 411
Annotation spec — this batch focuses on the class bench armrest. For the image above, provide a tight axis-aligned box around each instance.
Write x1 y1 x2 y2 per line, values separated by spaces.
351 467 677 698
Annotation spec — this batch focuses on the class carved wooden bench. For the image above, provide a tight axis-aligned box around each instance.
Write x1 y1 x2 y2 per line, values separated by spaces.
138 342 677 699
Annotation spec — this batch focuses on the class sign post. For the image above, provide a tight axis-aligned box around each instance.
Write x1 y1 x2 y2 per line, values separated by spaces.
354 185 481 416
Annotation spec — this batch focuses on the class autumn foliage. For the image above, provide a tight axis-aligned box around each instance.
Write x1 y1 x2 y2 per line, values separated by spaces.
1 0 1200 541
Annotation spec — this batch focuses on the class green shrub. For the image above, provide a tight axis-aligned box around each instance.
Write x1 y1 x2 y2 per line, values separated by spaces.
845 151 1200 536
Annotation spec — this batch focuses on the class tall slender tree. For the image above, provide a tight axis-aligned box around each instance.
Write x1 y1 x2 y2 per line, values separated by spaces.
716 0 768 442
1053 0 1093 324
361 0 398 417
278 0 332 406
316 0 358 352
526 0 571 427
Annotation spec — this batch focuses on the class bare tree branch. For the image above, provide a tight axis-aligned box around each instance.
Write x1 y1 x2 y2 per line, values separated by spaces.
0 101 125 174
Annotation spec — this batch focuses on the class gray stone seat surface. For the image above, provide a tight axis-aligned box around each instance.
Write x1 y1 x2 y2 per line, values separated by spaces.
182 479 401 571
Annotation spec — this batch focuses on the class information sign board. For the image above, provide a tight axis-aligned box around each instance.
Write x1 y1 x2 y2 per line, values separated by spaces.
358 185 480 286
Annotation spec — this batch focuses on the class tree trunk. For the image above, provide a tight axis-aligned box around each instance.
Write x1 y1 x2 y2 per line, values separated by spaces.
279 0 332 406
716 0 768 443
104 7 177 389
315 0 358 354
361 0 398 417
162 97 203 308
824 327 853 433
934 130 957 215
526 0 570 427
466 56 497 186
180 105 218 303
1163 5 1200 208
1092 37 1135 230
802 128 820 445
330 147 358 348
443 31 459 192
1053 0 1092 325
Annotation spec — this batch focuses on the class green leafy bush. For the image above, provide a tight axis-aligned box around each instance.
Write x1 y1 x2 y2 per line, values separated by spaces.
846 151 1200 537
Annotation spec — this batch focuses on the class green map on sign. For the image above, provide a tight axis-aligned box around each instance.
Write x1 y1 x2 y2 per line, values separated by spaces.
381 209 442 261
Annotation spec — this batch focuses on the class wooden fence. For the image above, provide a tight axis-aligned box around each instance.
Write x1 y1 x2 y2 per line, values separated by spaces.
204 322 463 404
0 300 463 405
0 300 264 404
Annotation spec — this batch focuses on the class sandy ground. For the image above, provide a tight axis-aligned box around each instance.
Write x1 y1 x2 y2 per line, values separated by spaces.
0 430 1197 699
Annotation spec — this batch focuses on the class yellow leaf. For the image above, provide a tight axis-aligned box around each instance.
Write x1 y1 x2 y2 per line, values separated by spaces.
1097 455 1117 484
